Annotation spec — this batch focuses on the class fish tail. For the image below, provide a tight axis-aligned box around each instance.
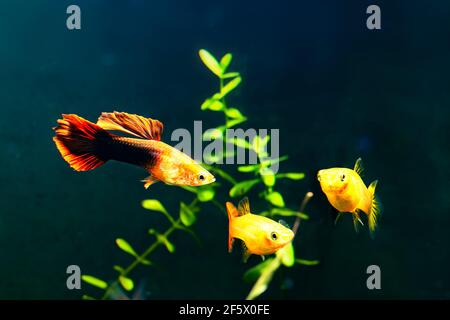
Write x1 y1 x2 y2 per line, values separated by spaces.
226 202 239 253
53 114 112 171
368 180 382 237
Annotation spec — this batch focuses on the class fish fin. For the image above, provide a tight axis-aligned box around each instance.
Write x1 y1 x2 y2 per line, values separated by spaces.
53 114 111 171
131 279 148 300
237 197 250 216
226 202 239 252
352 211 364 233
242 241 251 263
368 180 382 238
106 284 130 300
334 212 346 225
97 111 163 140
353 157 364 177
141 176 159 189
278 219 290 229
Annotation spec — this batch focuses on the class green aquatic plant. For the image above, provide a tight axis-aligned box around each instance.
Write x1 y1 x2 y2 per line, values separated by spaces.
81 198 201 300
81 49 318 300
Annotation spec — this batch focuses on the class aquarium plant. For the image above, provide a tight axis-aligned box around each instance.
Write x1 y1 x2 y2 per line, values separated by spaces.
81 49 318 300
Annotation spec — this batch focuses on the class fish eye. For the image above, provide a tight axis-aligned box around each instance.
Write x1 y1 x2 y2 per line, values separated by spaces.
199 174 205 181
340 174 346 182
270 232 278 241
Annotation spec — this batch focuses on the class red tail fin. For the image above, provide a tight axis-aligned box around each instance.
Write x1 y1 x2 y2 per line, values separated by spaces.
53 114 111 171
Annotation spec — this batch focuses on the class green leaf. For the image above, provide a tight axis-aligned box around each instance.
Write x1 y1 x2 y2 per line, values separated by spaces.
139 258 153 266
224 149 236 158
261 135 270 148
201 98 212 110
243 258 275 283
119 275 134 292
225 108 244 119
296 259 320 266
265 191 285 207
209 100 225 111
199 49 222 77
141 199 168 214
260 155 289 168
229 179 260 198
277 242 295 267
246 258 281 300
260 168 276 187
220 53 232 71
271 208 309 220
222 72 240 79
180 202 196 227
115 238 138 257
276 172 305 180
113 265 125 274
220 76 242 97
203 153 221 164
226 117 247 128
157 234 176 253
142 199 175 224
252 136 263 154
231 137 252 149
205 165 237 185
201 99 225 111
81 275 108 289
203 127 224 140
238 164 260 173
197 187 215 202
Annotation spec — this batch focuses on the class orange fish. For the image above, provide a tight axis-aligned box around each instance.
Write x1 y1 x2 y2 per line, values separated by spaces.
53 112 215 188
226 197 294 262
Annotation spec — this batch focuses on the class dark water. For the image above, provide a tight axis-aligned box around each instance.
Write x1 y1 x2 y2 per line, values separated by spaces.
0 0 449 299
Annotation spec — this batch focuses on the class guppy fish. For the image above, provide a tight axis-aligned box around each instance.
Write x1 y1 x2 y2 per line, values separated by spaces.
317 158 381 235
226 197 294 262
53 112 215 188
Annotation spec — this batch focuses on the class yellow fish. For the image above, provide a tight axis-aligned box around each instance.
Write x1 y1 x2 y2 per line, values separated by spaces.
226 197 294 262
317 158 381 235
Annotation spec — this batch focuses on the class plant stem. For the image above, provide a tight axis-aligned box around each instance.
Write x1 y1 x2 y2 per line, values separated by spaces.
220 77 229 123
212 199 227 216
292 192 314 235
101 197 200 300
101 221 178 300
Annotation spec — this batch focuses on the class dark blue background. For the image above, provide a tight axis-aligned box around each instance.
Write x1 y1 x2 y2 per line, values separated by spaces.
0 0 449 299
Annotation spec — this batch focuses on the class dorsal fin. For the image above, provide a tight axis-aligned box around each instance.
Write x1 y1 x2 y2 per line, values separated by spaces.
97 111 163 140
278 219 290 229
353 157 364 177
237 197 251 216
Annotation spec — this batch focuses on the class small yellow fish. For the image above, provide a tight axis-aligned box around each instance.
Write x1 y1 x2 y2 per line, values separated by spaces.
226 197 294 262
317 158 381 235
